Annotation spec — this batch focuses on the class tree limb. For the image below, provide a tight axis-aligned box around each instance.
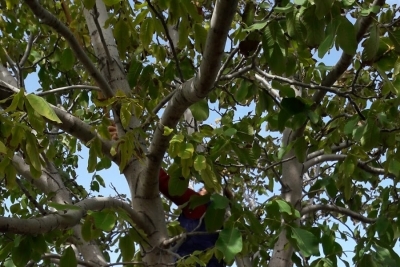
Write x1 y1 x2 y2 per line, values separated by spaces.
301 204 377 223
145 0 239 196
37 85 101 96
0 197 145 235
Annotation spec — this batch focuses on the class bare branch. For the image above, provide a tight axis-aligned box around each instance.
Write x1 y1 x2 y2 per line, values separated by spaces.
301 204 376 224
306 141 353 160
23 0 114 98
146 0 184 82
19 33 37 67
37 85 101 96
304 154 347 170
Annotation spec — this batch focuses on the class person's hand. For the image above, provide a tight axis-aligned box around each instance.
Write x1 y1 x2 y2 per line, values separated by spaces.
107 123 119 140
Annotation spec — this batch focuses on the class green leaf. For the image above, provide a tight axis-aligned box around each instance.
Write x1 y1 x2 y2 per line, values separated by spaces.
127 60 143 89
336 17 357 55
189 99 209 121
235 80 250 102
294 137 308 163
245 21 268 31
314 0 334 19
26 94 62 123
363 24 379 61
25 132 41 173
388 159 400 177
11 237 31 266
119 235 135 261
103 0 121 6
318 33 335 58
290 227 320 257
140 18 154 49
194 23 208 53
0 141 7 154
205 202 225 231
82 0 95 9
389 30 400 53
281 97 308 115
177 143 194 159
210 194 229 209
215 227 243 262
92 210 116 232
81 218 93 241
275 199 293 215
201 166 221 191
194 155 206 171
59 48 75 71
168 175 189 196
114 20 130 55
60 247 77 267
163 126 174 137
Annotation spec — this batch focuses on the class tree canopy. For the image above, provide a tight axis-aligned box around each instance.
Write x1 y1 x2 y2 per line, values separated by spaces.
0 0 399 267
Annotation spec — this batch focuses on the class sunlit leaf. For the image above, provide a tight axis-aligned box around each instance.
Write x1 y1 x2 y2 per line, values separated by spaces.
26 94 62 123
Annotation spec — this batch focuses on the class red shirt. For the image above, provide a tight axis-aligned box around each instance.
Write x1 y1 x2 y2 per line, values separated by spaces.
158 169 207 219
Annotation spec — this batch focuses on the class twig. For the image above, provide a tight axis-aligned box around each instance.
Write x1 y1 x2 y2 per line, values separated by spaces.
16 179 47 215
301 204 376 223
145 0 184 82
19 33 37 66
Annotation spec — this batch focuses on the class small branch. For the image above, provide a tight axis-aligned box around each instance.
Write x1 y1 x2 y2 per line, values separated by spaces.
255 73 281 107
216 47 239 81
37 85 101 96
32 253 96 267
16 179 47 215
301 204 376 223
19 33 37 67
255 67 348 97
304 154 346 170
146 0 184 81
306 141 353 160
91 4 112 63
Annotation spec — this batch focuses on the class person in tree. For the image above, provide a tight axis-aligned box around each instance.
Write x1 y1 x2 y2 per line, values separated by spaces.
108 124 224 267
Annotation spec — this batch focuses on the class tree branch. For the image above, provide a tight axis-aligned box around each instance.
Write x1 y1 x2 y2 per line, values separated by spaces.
144 0 239 196
301 204 376 223
306 141 353 160
0 197 145 235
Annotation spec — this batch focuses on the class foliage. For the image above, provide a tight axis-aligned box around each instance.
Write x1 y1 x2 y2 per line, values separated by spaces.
0 0 399 267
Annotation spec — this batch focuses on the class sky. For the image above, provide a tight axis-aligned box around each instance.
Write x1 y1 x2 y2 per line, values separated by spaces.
20 0 400 266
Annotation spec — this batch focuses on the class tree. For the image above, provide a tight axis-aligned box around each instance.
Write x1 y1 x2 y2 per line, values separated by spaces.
0 0 399 266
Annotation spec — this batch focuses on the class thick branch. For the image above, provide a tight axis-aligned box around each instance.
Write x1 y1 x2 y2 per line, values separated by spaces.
145 0 239 195
306 141 353 160
301 204 376 223
0 197 145 235
23 0 114 98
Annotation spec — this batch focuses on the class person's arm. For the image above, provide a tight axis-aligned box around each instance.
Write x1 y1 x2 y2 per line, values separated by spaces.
159 169 207 219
